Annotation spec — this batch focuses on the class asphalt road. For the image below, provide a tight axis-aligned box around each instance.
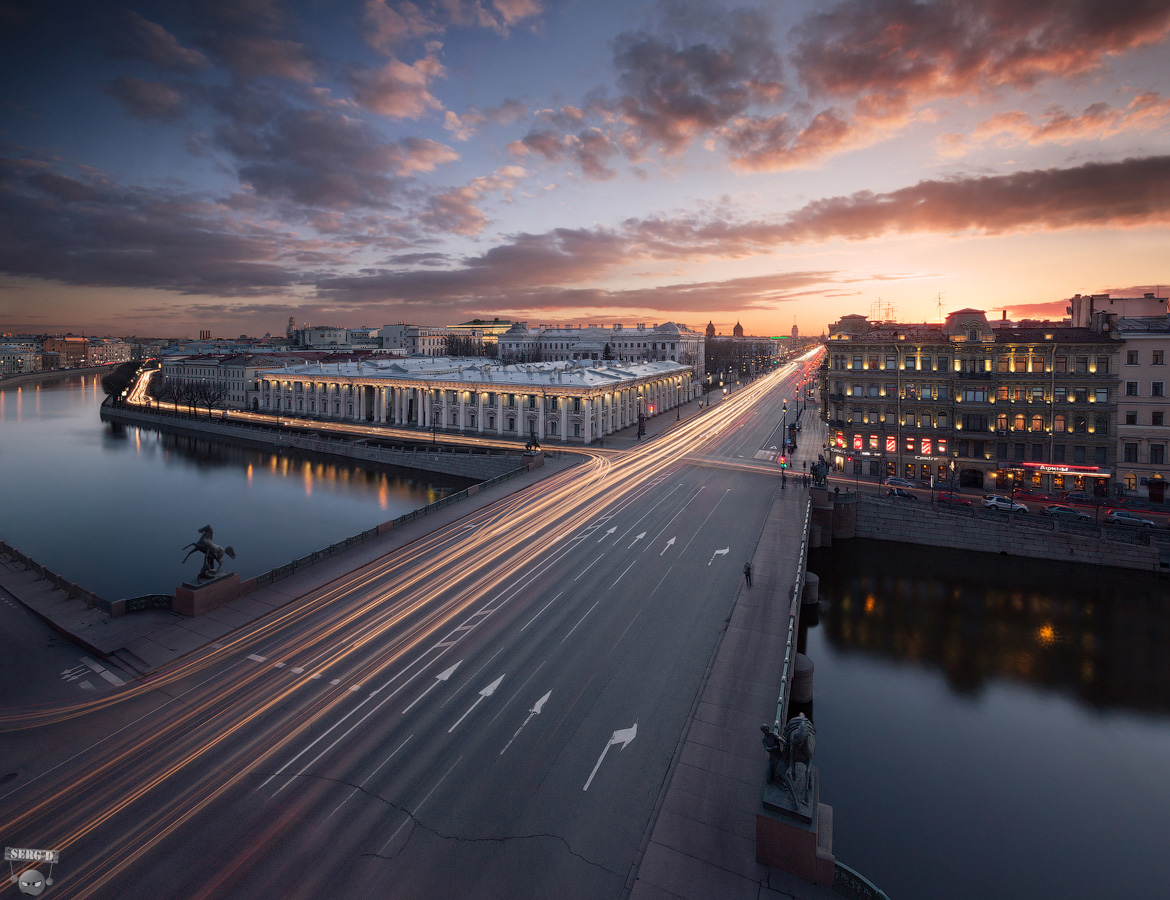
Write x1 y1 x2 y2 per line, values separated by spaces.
0 352 824 900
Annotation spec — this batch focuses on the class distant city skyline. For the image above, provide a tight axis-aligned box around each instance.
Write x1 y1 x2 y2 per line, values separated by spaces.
1 1 1168 339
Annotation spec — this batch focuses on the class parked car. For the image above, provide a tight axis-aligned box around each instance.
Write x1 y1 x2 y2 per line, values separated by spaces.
936 491 971 507
1060 490 1097 504
1105 509 1156 529
885 477 916 488
1041 504 1091 522
888 488 918 500
982 494 1028 513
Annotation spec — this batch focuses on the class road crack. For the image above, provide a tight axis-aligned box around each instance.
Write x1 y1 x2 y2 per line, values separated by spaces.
265 772 622 878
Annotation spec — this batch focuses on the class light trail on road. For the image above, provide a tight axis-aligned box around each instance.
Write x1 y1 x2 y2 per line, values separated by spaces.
1 350 823 898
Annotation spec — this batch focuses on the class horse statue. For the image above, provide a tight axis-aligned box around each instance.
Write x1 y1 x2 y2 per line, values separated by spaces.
762 713 817 806
810 455 830 487
181 525 236 581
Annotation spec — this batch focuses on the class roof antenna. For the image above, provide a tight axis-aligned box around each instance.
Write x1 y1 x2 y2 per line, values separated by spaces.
937 291 945 323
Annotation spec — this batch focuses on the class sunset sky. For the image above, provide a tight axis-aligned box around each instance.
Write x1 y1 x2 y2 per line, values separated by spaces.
1 0 1168 339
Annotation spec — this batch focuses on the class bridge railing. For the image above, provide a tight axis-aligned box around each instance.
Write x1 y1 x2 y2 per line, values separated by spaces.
774 495 813 730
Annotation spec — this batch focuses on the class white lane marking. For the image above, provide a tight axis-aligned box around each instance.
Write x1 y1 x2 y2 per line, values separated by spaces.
311 673 322 680
563 600 601 642
79 680 94 691
500 691 551 755
442 647 503 708
521 592 562 632
573 555 603 582
488 661 546 727
584 723 638 791
348 684 362 692
448 675 504 734
291 667 304 674
325 735 413 821
330 679 341 685
627 532 646 549
597 526 617 543
378 755 463 854
679 489 732 555
660 537 676 556
707 547 730 566
401 661 462 716
610 559 637 588
81 656 125 686
273 662 286 669
247 654 268 662
612 610 642 652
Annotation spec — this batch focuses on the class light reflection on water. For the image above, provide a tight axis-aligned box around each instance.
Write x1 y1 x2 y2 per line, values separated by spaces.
0 377 473 601
807 539 1170 900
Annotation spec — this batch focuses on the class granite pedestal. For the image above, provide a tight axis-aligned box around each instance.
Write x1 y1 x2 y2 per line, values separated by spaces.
173 572 243 617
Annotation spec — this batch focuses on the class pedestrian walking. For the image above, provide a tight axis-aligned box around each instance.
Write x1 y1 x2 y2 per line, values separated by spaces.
781 471 787 489
743 561 752 587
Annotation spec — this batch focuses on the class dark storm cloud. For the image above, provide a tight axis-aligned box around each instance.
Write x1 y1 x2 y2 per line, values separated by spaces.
0 156 304 295
104 76 185 121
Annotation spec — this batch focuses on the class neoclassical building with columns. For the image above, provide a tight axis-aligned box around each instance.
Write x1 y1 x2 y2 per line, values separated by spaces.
254 357 695 444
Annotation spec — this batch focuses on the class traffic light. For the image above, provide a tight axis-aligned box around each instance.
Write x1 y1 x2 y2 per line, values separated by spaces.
779 455 788 468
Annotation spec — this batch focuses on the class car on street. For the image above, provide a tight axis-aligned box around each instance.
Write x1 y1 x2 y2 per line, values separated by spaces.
936 491 971 507
1041 504 1091 522
1105 509 1157 529
1060 490 1097 504
982 494 1028 513
1014 490 1050 503
887 488 918 500
885 477 916 488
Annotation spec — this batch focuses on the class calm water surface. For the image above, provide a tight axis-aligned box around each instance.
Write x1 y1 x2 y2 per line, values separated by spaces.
0 377 471 600
807 539 1170 900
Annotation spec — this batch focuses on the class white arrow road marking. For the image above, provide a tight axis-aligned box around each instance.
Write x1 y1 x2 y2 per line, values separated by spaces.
500 691 551 755
402 660 462 715
448 674 504 734
628 531 646 549
708 547 730 566
660 536 676 556
597 526 617 543
584 722 638 791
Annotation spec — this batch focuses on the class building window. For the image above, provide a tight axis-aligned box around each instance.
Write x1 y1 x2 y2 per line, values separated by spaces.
1125 472 1136 490
1074 388 1087 404
938 412 948 428
1154 382 1165 397
1054 414 1066 432
997 385 1010 400
1074 445 1086 464
996 413 1008 430
1126 410 1138 424
1074 416 1087 433
1013 414 1026 431
1126 382 1139 396
1095 389 1108 403
1126 350 1139 365
1095 446 1108 465
1152 445 1166 465
1124 443 1138 462
1095 356 1109 375
1075 356 1088 374
1053 445 1065 463
1095 415 1108 435
1031 387 1044 403
1055 387 1067 403
1014 443 1025 460
1155 412 1165 426
1153 351 1165 366
1055 356 1067 373
1031 414 1044 431
1031 443 1044 461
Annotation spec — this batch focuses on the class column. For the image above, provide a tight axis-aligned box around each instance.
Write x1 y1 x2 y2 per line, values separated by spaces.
537 393 545 440
458 391 466 432
560 396 568 442
477 392 485 434
497 393 504 436
584 398 593 444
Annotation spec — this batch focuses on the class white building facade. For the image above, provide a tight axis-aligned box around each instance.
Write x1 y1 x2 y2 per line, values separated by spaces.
256 357 694 444
498 322 704 374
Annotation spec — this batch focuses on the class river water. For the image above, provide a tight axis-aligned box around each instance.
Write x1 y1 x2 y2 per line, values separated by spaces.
807 538 1170 900
0 377 471 600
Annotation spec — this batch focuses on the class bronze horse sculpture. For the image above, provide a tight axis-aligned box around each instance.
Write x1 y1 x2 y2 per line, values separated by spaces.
761 713 817 806
181 525 236 580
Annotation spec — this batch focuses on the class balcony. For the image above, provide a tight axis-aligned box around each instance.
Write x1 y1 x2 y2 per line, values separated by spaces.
956 370 993 379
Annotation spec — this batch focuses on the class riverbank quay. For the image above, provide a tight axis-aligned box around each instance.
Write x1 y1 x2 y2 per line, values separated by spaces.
100 402 536 481
0 364 116 389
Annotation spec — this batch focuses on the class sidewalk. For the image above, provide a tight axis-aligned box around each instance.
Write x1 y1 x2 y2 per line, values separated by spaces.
0 456 577 676
628 485 838 900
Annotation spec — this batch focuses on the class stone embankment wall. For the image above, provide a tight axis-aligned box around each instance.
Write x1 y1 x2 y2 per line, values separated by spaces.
101 404 527 480
812 489 1168 574
0 364 116 389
